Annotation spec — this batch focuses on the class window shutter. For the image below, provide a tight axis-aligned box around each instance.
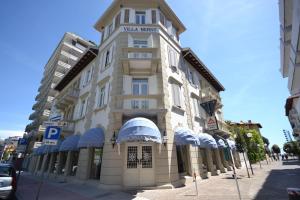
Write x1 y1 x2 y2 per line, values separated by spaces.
105 83 110 105
124 9 130 23
152 10 156 24
159 12 165 26
172 84 181 107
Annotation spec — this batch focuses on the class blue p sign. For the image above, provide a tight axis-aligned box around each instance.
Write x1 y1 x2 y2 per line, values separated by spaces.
45 126 61 140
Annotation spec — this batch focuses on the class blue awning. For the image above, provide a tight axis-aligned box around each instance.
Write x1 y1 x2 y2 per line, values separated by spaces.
174 127 200 146
215 138 227 148
198 133 218 149
59 135 80 152
117 117 162 143
49 140 63 153
40 145 51 154
227 139 236 150
78 128 105 148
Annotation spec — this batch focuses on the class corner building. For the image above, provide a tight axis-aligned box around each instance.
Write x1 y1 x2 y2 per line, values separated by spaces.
32 0 241 189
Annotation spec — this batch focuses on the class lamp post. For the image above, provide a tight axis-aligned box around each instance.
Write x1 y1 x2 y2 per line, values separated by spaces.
246 133 254 175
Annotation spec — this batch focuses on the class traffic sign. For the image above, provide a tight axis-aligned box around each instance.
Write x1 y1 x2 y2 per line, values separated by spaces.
200 100 217 116
206 116 219 131
43 126 61 145
18 138 27 145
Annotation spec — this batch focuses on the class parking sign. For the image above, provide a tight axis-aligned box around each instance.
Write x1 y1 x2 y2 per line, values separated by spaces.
43 126 61 145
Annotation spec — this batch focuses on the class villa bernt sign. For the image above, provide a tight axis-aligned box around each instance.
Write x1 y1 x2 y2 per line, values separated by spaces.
122 26 158 33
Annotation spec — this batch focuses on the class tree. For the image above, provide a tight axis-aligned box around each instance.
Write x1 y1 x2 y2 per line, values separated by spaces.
283 141 300 155
262 136 270 146
272 144 281 154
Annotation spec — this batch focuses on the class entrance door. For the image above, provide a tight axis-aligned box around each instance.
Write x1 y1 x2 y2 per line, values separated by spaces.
124 143 155 187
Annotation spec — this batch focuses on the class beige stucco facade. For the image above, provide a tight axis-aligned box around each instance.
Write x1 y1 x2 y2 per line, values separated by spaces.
29 0 241 189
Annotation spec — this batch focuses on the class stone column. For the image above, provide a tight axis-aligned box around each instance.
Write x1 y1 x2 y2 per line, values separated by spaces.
64 151 72 176
76 148 91 180
34 156 41 173
41 154 49 173
234 151 242 168
56 152 63 175
47 153 55 173
213 149 225 173
197 148 207 179
205 148 217 176
219 149 232 171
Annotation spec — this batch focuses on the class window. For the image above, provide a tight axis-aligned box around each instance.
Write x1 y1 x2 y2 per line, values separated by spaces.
151 10 156 24
115 13 121 28
159 11 165 26
193 98 201 117
168 46 177 68
189 70 195 85
79 98 88 117
98 85 106 108
108 23 113 36
135 11 146 24
171 83 181 108
124 9 130 23
104 50 110 67
132 79 149 109
133 40 148 48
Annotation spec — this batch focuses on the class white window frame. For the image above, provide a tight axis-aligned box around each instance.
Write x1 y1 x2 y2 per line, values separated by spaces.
171 83 182 108
98 85 106 108
135 11 146 24
79 97 88 118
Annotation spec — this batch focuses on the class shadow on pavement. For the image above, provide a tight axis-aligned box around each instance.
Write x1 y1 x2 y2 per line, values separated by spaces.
254 163 300 200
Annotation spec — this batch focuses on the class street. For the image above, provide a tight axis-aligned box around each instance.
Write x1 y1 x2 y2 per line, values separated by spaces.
14 159 300 200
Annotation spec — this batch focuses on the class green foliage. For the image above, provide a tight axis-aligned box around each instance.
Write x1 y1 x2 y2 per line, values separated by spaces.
272 144 281 154
228 125 265 163
283 141 300 155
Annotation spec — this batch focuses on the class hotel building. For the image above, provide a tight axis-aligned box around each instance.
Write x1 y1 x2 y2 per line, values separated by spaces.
279 0 300 141
30 0 241 189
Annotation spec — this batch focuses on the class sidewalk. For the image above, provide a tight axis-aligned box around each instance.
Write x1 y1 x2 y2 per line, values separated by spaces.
16 159 299 200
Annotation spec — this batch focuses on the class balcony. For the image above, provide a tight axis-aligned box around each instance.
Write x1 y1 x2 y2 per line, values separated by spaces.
53 71 65 83
114 94 167 115
56 88 80 109
29 111 38 120
121 47 159 75
201 90 222 109
61 120 75 133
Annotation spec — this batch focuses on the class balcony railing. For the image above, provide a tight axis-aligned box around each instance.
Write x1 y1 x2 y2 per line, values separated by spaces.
115 94 164 111
56 88 80 109
128 52 153 59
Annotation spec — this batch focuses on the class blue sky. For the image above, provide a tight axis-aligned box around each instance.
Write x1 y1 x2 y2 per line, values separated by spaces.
0 0 291 149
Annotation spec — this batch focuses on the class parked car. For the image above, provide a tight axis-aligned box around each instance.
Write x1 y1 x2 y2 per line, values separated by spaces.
0 164 17 199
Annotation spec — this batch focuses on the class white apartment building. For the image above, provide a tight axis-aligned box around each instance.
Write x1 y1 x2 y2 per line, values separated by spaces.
29 0 241 189
279 0 300 141
25 33 96 151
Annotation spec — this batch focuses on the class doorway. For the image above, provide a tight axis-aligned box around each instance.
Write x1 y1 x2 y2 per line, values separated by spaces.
124 142 155 187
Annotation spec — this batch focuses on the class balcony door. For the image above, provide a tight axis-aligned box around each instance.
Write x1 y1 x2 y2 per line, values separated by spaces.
132 79 148 109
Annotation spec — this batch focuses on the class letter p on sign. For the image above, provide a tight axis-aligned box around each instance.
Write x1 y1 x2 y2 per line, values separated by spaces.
45 126 61 140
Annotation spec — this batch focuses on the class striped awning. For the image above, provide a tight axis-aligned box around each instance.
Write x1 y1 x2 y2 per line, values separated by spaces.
174 127 200 146
49 140 63 153
215 138 227 148
198 133 218 149
117 117 161 143
59 135 80 152
227 139 236 150
78 128 105 148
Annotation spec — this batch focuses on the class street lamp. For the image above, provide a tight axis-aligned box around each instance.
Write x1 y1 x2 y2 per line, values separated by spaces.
246 133 254 175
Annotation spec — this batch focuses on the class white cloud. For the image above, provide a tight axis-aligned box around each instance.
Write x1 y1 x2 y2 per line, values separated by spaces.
0 130 24 140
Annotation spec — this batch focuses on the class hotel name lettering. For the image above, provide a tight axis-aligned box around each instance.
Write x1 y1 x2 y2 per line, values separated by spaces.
122 26 158 33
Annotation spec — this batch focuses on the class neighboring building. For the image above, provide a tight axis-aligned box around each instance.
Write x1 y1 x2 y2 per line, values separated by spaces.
279 0 300 141
1 136 21 160
25 32 96 152
228 120 263 135
29 0 240 189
